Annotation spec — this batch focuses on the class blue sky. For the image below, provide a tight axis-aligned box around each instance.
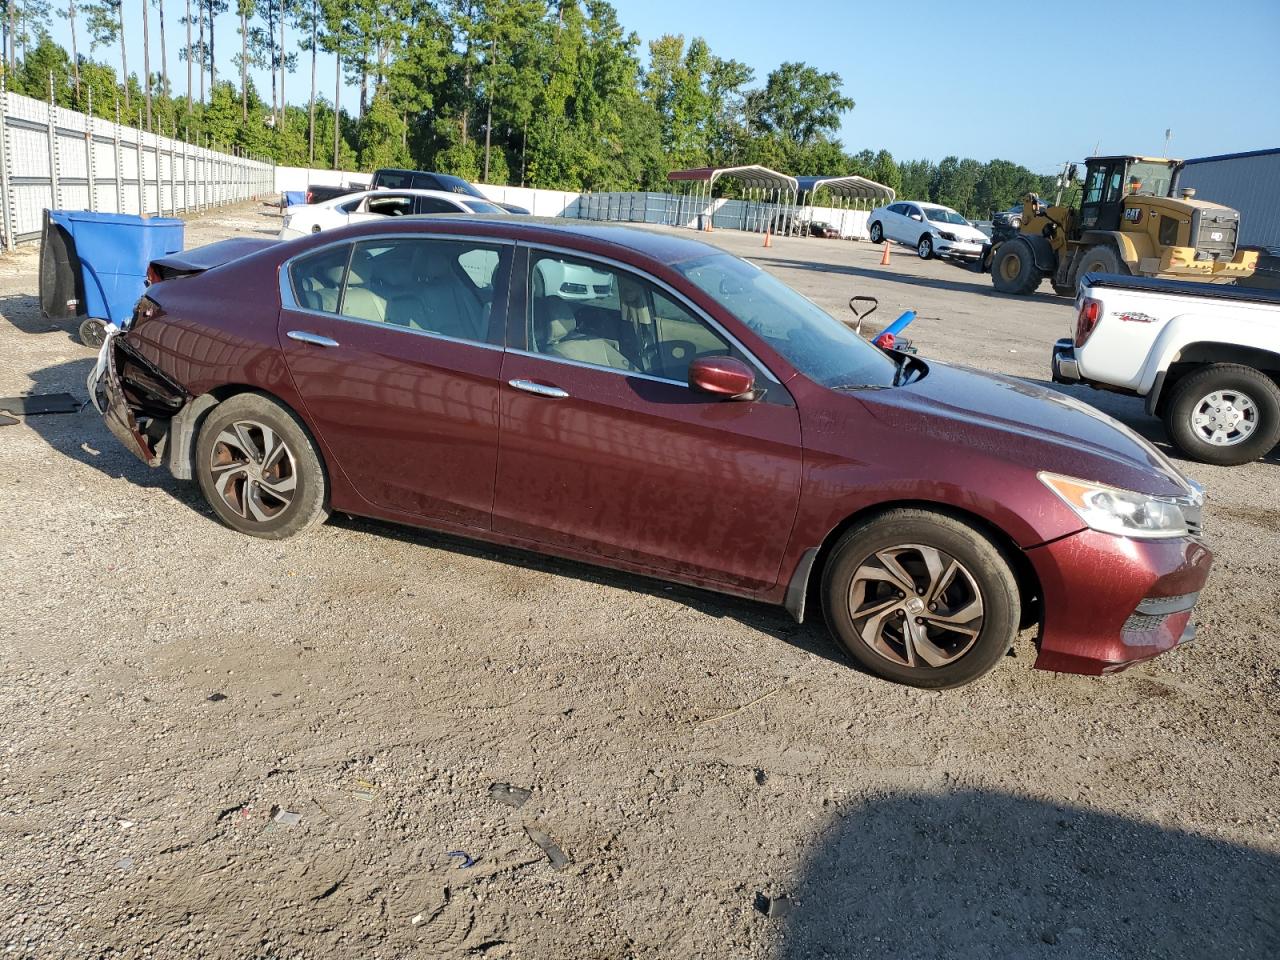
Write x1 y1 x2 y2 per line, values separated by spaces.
35 0 1280 174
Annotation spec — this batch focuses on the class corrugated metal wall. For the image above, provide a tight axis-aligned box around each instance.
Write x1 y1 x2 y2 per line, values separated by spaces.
1178 151 1280 253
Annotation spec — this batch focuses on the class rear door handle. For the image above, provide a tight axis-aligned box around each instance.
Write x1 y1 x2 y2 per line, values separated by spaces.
509 379 569 399
287 330 339 348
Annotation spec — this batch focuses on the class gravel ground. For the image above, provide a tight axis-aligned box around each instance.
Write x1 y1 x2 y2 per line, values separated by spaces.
0 202 1276 960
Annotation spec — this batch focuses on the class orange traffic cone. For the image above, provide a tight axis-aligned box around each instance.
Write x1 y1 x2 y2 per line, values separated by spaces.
763 228 772 248
880 243 891 266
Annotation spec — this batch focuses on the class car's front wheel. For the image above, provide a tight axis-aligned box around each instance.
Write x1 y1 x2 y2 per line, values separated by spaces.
1164 363 1280 466
195 393 330 539
821 509 1020 688
917 235 934 259
869 221 884 243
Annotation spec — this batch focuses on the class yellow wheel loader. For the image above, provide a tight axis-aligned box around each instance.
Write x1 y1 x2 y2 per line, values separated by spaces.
982 156 1258 296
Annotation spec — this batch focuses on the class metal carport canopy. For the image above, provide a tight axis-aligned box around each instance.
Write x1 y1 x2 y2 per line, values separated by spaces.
795 174 896 202
667 165 798 192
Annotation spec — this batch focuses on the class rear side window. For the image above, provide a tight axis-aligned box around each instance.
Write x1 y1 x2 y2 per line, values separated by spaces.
376 170 412 189
411 174 440 190
289 244 350 314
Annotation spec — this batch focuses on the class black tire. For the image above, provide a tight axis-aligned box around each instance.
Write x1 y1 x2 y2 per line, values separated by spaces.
990 240 1042 295
869 221 884 244
79 318 107 348
1163 364 1280 466
195 393 330 539
917 234 934 260
821 509 1020 689
1073 243 1129 282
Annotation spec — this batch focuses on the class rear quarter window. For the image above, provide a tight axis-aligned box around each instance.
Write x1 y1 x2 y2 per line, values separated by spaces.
289 245 350 314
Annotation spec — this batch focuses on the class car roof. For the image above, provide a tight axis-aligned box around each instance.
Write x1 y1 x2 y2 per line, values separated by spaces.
328 188 495 205
300 214 726 266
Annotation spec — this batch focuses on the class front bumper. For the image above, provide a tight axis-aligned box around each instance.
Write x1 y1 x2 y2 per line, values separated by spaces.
1028 529 1213 675
1051 337 1081 384
935 238 985 260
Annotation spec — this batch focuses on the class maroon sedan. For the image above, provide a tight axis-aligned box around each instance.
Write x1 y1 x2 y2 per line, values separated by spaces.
89 217 1211 688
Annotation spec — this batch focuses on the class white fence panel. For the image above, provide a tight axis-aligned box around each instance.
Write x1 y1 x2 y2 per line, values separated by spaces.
0 86 275 249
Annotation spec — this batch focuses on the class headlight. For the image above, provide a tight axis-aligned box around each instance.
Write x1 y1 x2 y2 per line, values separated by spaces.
1039 472 1192 539
938 231 957 241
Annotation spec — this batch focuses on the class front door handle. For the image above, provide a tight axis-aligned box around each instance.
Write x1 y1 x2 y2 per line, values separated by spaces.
509 379 569 399
287 330 339 348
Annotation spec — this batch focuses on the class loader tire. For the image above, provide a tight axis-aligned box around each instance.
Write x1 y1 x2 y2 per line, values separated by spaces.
991 240 1041 295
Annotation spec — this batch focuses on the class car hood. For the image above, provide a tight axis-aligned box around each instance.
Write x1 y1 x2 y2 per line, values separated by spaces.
930 222 986 241
857 360 1195 497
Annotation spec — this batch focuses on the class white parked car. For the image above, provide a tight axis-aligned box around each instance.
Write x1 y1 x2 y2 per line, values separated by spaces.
867 200 988 260
279 188 508 240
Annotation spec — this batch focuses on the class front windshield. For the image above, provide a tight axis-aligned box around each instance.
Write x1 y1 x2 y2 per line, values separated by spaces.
675 253 899 388
462 199 504 214
925 207 967 225
1126 161 1177 198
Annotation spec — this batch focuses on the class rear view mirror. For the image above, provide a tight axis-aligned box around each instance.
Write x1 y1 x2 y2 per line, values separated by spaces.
688 356 756 399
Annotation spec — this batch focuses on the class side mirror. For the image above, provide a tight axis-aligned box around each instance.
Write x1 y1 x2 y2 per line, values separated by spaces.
909 213 923 221
1068 163 1078 182
688 356 756 399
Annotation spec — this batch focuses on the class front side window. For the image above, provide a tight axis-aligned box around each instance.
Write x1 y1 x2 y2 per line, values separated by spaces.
527 252 735 382
676 253 898 389
291 237 506 342
418 197 461 214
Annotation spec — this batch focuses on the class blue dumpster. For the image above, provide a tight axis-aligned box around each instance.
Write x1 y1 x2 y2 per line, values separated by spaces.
39 210 185 346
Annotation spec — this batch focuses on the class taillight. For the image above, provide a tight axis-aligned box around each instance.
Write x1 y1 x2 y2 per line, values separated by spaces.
1075 297 1101 347
306 190 314 203
145 263 161 285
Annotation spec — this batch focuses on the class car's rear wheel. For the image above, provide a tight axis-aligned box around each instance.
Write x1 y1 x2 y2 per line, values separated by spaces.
1164 364 1280 466
917 235 934 259
821 509 1020 688
990 240 1042 295
869 221 884 244
195 393 329 539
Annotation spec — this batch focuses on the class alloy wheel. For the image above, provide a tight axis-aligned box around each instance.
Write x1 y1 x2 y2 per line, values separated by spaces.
846 544 984 668
918 237 932 259
1192 389 1257 446
209 419 298 522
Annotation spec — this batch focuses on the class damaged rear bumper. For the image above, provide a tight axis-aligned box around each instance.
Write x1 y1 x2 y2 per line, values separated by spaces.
88 328 187 468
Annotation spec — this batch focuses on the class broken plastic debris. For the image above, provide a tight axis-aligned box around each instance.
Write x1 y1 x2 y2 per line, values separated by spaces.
351 778 378 802
207 693 228 702
272 809 302 827
488 782 532 808
524 824 570 871
753 892 793 919
80 442 101 456
446 850 476 869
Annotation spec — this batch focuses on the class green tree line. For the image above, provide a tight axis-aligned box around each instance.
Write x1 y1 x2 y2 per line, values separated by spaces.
0 0 1056 215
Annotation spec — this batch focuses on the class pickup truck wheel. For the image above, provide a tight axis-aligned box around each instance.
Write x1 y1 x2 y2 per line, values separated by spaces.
195 393 330 539
1164 364 1280 466
991 240 1041 295
869 221 884 243
821 509 1019 689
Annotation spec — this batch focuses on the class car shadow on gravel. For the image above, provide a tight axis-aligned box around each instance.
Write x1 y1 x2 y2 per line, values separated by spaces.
331 512 852 669
777 788 1279 959
751 255 1064 303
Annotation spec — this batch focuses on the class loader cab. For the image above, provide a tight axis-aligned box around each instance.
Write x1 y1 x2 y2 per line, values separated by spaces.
1079 156 1180 232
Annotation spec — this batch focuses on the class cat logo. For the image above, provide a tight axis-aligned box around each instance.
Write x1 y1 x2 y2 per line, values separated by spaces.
1123 208 1143 223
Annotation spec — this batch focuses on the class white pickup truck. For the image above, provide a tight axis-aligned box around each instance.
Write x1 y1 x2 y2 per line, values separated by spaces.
1052 272 1280 466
